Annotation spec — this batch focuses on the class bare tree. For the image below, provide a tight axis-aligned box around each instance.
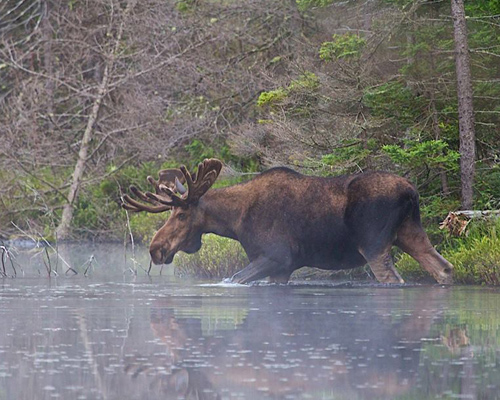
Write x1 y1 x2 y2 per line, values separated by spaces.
55 0 137 239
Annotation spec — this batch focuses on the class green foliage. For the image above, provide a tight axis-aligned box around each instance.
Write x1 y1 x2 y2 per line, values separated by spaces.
319 33 366 61
442 220 500 285
288 71 320 92
257 88 288 107
475 164 500 210
176 0 195 13
257 72 319 107
394 253 429 282
465 1 500 17
321 140 375 173
128 212 167 244
381 0 413 5
364 81 426 126
418 196 461 240
69 162 165 239
185 139 216 162
382 140 460 171
174 234 248 280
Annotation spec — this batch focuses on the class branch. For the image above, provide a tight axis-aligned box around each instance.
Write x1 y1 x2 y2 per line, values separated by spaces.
86 123 152 161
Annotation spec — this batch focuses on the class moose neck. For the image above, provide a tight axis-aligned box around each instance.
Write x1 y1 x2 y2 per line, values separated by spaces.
198 187 244 241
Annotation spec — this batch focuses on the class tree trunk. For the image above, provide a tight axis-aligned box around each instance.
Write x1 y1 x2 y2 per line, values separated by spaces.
41 0 55 133
55 63 111 239
55 1 135 239
451 0 476 210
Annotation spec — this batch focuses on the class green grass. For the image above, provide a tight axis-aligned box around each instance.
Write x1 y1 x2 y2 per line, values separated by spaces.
174 234 248 280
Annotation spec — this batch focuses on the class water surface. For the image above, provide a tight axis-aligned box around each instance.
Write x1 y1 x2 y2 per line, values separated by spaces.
1 244 499 399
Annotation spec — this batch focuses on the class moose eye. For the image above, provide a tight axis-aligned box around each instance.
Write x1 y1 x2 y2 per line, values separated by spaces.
177 213 187 221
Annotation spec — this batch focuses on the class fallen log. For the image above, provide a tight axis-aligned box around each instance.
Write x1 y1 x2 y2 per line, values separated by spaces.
440 210 500 236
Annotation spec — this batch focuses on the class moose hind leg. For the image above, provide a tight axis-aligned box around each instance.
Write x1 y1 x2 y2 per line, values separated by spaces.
360 248 405 284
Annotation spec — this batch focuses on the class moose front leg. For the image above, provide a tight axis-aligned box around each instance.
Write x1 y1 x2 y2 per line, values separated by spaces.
359 248 405 284
231 256 288 284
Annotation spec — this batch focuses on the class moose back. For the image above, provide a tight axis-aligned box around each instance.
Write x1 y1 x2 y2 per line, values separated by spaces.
122 159 453 284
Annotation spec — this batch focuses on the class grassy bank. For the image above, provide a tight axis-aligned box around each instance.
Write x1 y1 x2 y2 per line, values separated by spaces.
174 234 248 280
2 148 499 284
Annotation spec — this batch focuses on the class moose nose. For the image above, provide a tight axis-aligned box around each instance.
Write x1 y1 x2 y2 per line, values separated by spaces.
149 244 165 265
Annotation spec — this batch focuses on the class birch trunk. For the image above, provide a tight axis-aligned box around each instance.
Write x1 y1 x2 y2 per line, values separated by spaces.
56 1 135 239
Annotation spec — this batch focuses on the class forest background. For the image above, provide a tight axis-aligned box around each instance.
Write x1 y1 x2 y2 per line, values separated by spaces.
1 0 499 283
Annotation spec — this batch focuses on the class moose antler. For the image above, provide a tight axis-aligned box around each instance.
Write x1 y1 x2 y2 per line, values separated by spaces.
147 158 223 208
180 158 223 203
121 159 223 212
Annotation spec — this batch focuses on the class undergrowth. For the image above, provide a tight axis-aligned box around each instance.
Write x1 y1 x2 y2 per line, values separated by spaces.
174 234 248 280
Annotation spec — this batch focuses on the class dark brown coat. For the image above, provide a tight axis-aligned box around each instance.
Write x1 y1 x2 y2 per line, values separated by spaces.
123 159 453 284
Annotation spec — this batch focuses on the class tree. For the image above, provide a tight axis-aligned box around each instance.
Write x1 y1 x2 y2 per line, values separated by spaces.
451 0 476 210
55 0 136 239
1 0 499 239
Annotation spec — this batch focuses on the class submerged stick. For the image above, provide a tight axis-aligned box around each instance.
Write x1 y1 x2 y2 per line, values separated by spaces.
11 222 75 275
0 246 6 277
1 246 17 277
83 255 96 277
55 233 59 274
43 246 52 277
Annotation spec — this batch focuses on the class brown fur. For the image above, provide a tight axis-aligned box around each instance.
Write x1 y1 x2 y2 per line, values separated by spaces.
126 159 453 284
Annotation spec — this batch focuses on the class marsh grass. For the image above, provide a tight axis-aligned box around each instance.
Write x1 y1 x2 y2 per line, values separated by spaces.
174 234 248 280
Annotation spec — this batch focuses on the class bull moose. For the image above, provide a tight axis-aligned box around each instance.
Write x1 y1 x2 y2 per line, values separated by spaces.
122 158 453 284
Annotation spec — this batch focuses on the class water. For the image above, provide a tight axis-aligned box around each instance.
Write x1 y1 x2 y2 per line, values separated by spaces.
1 244 500 399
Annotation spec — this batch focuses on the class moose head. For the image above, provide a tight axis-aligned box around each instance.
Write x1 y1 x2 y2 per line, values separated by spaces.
122 159 223 265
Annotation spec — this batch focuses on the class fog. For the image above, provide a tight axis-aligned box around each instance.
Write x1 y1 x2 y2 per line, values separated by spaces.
1 243 499 399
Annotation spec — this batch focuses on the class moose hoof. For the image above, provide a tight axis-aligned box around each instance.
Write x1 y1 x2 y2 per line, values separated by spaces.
436 268 454 285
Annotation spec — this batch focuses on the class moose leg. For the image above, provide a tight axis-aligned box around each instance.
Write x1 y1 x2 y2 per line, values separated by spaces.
395 223 453 284
268 270 293 284
359 248 405 284
231 256 287 284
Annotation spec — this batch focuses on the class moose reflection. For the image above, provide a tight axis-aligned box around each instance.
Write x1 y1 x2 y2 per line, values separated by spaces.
124 288 478 399
123 158 453 284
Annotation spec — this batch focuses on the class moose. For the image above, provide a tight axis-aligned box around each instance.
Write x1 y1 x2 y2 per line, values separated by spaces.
122 158 453 285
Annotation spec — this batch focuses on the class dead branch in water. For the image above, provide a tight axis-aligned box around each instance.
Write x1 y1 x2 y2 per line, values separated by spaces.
11 222 76 275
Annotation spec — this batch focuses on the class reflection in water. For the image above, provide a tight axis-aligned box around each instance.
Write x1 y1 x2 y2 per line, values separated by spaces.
124 288 477 399
0 245 499 399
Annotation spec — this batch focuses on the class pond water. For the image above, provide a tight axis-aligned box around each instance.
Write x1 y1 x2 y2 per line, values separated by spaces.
1 243 500 399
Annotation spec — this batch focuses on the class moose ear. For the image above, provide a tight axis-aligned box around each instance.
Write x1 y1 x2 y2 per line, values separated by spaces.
175 177 187 195
158 169 186 185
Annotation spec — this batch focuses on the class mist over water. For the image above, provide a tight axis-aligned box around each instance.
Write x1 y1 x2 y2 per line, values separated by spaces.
1 244 500 399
